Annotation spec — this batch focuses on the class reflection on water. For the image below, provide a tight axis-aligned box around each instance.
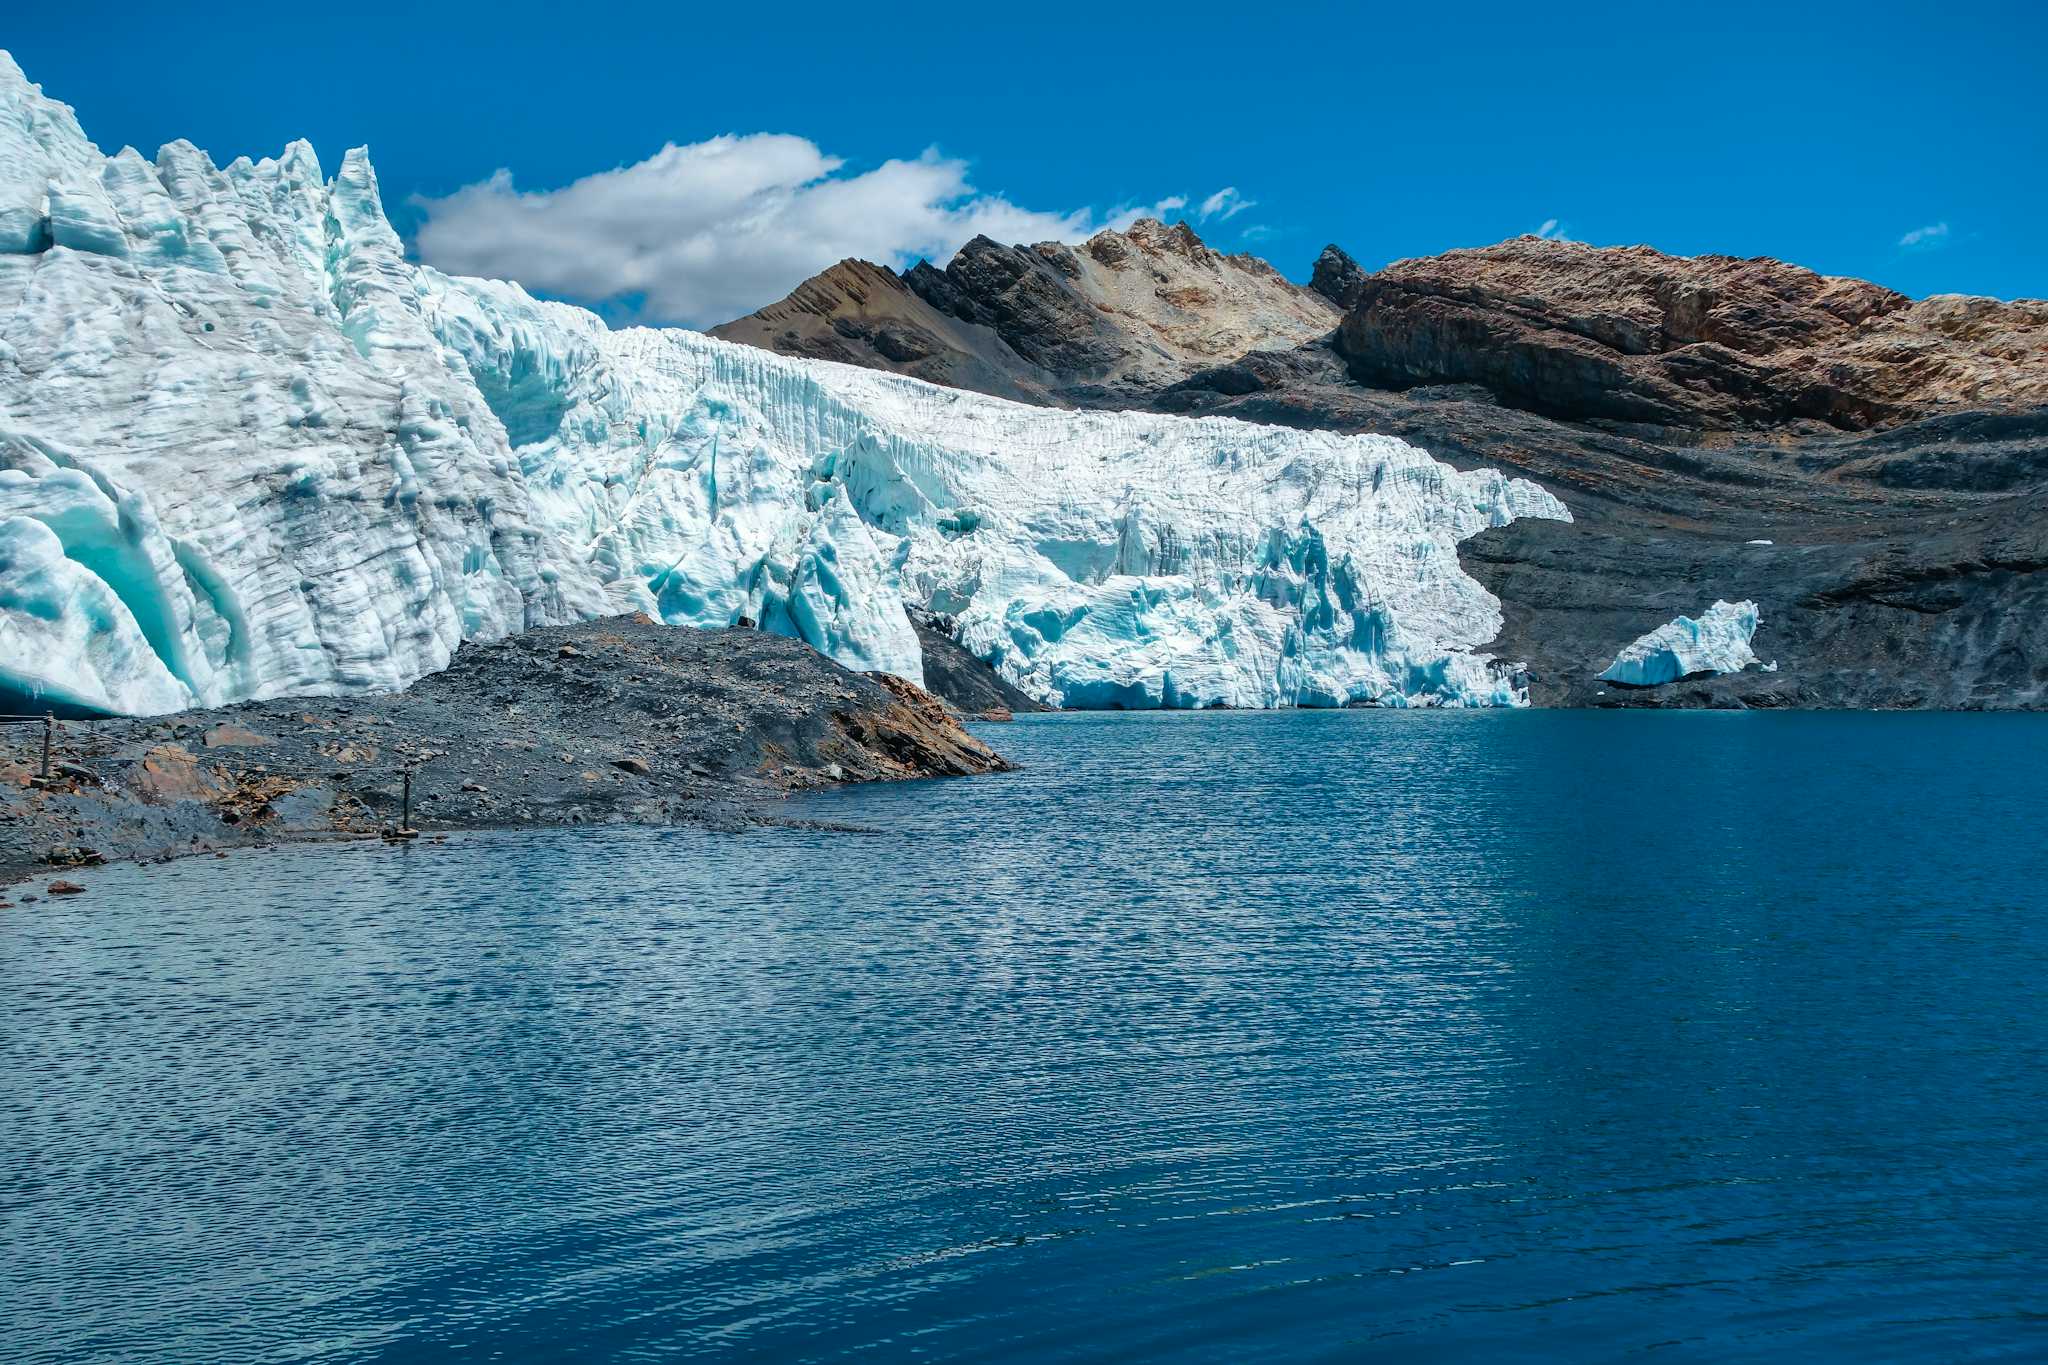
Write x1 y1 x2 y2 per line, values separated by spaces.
3 711 2045 1362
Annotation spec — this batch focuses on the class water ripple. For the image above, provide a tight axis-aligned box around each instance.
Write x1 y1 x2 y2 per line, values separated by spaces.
4 711 2046 1362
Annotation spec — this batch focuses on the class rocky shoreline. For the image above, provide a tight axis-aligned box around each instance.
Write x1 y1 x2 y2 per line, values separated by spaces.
0 617 1014 892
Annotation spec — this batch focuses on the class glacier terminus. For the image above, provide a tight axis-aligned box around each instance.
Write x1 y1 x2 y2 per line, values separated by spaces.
0 52 1570 716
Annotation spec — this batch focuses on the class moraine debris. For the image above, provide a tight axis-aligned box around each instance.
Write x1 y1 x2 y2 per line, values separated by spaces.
1 617 1013 887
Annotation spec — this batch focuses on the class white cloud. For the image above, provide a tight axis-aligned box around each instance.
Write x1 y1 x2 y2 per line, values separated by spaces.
1533 217 1574 242
1197 186 1255 221
411 135 1189 327
1898 221 1950 250
1109 195 1187 230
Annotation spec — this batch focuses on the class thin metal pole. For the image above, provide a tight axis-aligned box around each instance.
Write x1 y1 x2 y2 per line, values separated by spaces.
40 712 52 780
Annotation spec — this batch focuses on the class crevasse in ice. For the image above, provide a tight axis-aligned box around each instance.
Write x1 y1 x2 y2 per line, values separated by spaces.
0 52 1570 715
1599 600 1766 687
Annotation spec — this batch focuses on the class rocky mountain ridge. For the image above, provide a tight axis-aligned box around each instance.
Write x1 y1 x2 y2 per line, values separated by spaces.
712 217 1337 405
1333 237 2048 431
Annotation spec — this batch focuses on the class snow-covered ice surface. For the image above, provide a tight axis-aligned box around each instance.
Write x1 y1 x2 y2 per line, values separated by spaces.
0 52 1569 715
1599 600 1766 687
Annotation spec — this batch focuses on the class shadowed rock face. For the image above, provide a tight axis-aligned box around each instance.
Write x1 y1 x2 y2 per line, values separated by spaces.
1160 351 2048 710
908 609 1051 718
1309 244 1368 308
707 259 1064 404
717 235 2048 709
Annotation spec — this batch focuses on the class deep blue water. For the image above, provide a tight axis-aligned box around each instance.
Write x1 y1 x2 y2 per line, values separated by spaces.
4 711 2046 1363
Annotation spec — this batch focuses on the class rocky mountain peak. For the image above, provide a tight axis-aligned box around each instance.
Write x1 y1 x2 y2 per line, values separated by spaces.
1309 244 1367 307
716 218 1338 404
792 258 909 312
1112 216 1213 259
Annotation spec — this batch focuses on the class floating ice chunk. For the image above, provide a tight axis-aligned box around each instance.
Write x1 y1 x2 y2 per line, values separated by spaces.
1746 539 1773 546
1599 599 1765 687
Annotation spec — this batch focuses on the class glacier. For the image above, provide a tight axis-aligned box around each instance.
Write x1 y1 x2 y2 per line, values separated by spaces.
0 51 1569 716
1599 600 1766 687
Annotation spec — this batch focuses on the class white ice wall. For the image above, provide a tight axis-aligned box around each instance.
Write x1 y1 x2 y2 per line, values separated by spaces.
0 52 1569 715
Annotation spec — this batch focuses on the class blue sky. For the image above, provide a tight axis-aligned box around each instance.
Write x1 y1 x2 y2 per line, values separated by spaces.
9 0 2043 325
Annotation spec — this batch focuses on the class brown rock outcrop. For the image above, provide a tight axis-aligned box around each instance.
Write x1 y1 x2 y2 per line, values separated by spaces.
1333 236 2048 431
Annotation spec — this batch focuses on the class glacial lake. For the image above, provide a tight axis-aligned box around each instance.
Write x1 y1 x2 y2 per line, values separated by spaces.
4 710 2045 1363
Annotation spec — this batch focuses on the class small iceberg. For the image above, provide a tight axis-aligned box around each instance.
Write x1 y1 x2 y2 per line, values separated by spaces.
1599 599 1770 687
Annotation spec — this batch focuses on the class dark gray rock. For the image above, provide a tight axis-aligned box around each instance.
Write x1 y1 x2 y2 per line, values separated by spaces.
908 609 1050 717
1309 244 1367 308
0 618 1014 885
1165 372 2048 709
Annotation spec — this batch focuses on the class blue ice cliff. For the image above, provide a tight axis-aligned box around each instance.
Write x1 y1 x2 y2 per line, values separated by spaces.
0 53 1570 715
